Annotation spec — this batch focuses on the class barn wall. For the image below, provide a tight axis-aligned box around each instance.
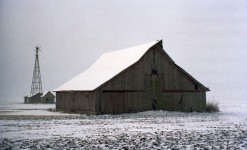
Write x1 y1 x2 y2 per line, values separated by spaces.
72 91 96 114
94 89 102 114
158 92 182 111
158 91 206 112
56 92 64 110
100 47 154 114
99 46 207 113
181 92 206 112
150 46 206 112
100 91 151 114
56 91 97 114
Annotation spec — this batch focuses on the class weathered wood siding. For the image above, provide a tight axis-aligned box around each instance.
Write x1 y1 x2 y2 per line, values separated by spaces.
99 47 153 113
100 92 148 114
98 45 207 113
56 43 207 114
56 91 97 114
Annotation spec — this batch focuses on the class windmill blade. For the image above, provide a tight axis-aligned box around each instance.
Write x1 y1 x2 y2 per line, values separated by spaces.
35 45 42 52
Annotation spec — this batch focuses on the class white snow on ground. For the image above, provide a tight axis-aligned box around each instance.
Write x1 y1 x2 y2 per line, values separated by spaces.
0 103 55 110
0 109 74 116
0 102 246 149
0 111 247 149
0 103 74 116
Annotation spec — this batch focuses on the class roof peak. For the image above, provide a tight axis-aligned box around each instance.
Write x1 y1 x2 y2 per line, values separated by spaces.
105 40 161 54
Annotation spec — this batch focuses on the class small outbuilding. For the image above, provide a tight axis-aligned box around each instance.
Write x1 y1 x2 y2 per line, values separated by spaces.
24 91 55 104
41 91 55 103
55 40 209 114
24 93 42 104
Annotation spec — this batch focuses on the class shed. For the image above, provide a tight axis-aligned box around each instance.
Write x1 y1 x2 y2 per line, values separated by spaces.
24 93 42 103
54 40 209 114
41 91 55 103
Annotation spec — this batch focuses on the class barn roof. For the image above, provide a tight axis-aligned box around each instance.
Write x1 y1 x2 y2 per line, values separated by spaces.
54 40 160 91
41 91 55 97
55 40 209 92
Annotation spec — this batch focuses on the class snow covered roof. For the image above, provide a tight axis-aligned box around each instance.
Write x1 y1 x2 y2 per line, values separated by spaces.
41 91 55 97
55 40 160 92
24 93 42 98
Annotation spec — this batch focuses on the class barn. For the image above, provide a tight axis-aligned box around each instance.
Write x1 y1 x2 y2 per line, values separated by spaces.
54 40 209 114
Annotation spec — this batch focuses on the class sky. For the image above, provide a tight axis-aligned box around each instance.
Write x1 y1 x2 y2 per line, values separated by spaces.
0 0 246 104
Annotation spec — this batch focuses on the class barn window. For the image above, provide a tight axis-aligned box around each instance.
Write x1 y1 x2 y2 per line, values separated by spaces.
152 66 158 75
195 84 198 90
152 69 157 75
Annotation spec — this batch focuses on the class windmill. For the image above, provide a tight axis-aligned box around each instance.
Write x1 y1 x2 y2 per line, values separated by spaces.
30 46 43 96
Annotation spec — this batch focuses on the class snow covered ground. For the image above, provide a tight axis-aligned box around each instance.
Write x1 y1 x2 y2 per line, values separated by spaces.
0 102 68 116
0 102 247 149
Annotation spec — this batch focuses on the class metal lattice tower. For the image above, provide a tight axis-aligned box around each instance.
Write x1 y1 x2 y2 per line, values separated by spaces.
30 46 43 96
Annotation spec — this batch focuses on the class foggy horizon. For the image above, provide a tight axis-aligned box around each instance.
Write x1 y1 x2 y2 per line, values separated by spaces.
0 0 246 104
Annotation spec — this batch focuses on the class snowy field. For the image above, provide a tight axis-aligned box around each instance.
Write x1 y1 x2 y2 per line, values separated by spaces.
0 102 247 149
0 102 65 116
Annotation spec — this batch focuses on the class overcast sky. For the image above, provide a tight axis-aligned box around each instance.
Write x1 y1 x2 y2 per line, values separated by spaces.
0 0 246 104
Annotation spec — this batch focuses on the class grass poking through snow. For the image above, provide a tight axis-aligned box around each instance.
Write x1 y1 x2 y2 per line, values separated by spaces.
206 101 220 112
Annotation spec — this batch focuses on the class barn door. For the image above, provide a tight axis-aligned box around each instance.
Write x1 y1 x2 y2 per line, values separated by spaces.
151 66 158 110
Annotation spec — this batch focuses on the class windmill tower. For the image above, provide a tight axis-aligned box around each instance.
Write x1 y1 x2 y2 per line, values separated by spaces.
30 46 43 96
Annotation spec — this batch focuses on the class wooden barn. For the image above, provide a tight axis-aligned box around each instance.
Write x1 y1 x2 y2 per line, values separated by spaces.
54 40 209 114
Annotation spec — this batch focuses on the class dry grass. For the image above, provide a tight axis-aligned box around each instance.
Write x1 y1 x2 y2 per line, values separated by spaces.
206 101 220 112
47 108 56 112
